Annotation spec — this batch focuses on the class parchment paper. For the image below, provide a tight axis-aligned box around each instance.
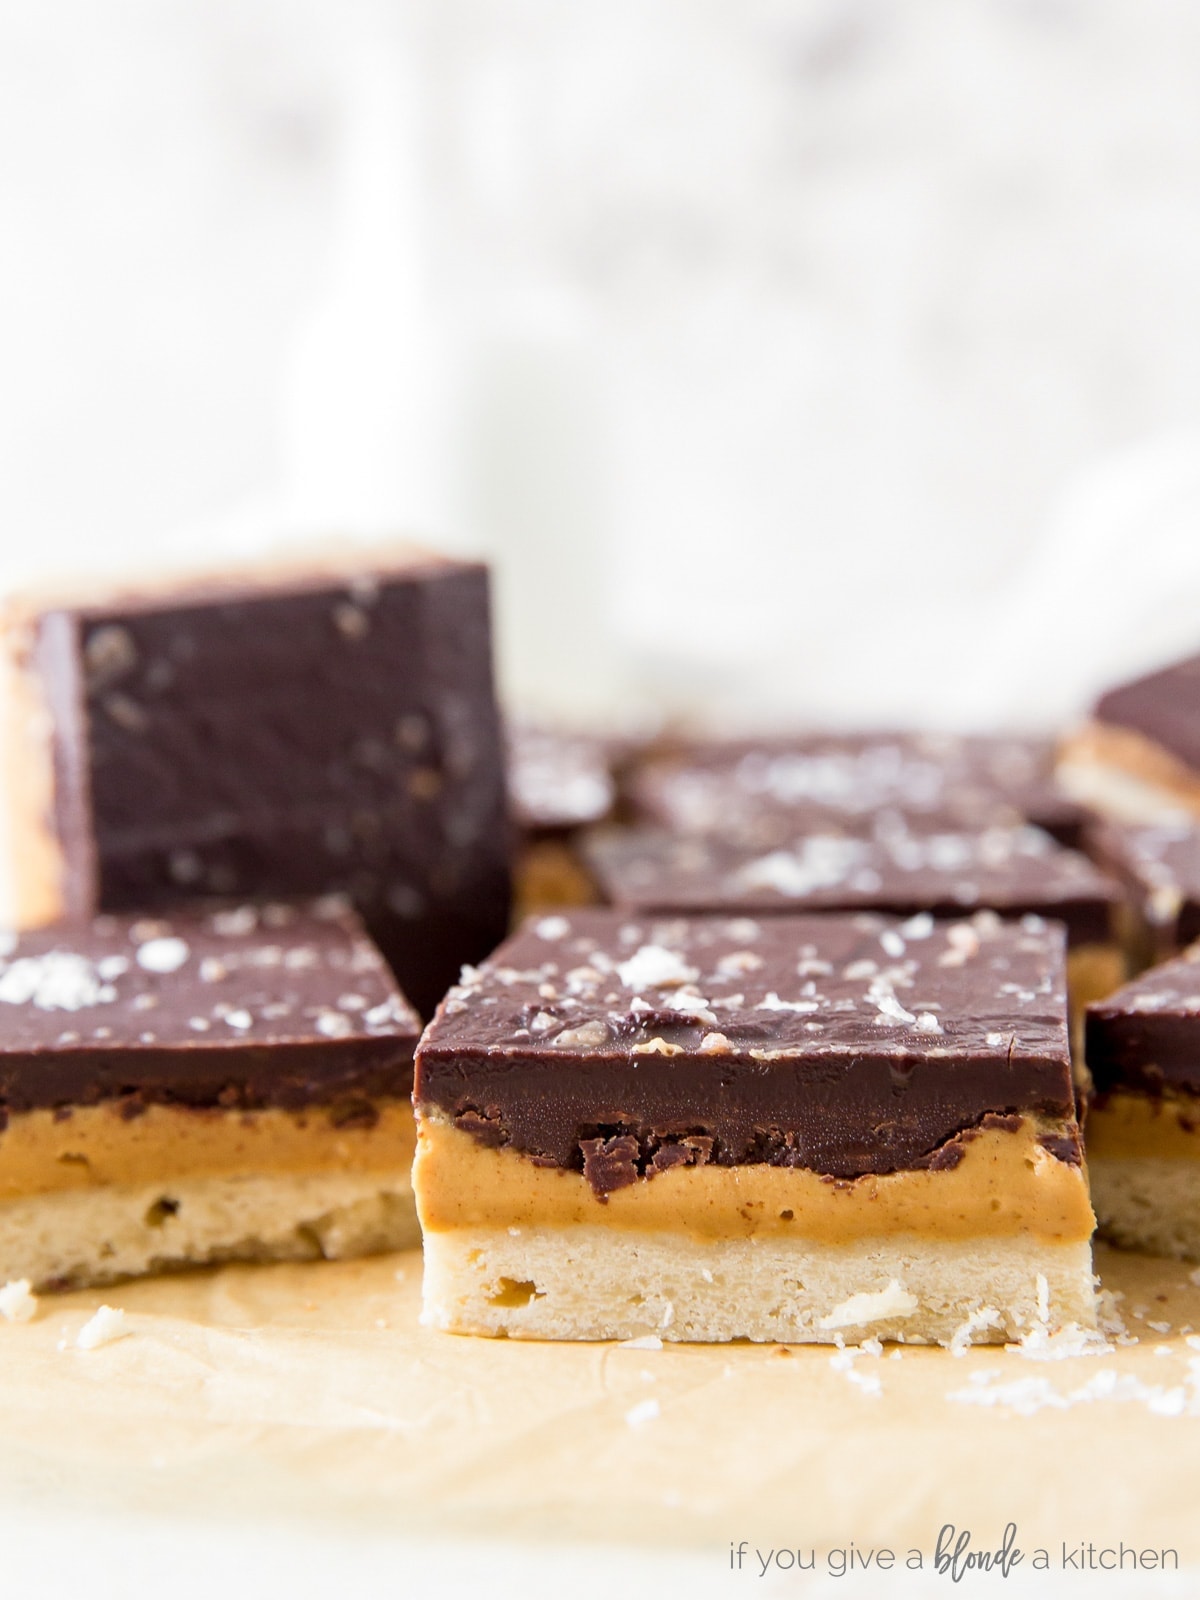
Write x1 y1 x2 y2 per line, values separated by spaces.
0 1242 1197 1568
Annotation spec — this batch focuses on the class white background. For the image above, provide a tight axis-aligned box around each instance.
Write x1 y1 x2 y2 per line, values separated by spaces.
4 1 1200 732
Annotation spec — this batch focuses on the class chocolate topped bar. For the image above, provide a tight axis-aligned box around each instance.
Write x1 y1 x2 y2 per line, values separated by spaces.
1096 654 1200 773
507 725 616 833
416 908 1075 1186
1087 820 1200 956
581 823 1122 947
628 732 1087 849
1086 948 1200 1098
0 899 420 1118
7 549 511 1016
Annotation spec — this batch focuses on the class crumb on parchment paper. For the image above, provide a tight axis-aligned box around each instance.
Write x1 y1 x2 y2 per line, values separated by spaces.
0 1279 37 1323
74 1306 130 1351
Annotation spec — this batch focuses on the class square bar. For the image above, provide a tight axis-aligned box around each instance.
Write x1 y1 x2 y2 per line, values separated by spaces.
1087 948 1200 1260
0 900 420 1288
1059 652 1200 825
1 545 510 1017
581 821 1127 1021
507 723 615 917
414 909 1095 1345
629 732 1088 849
1087 820 1200 965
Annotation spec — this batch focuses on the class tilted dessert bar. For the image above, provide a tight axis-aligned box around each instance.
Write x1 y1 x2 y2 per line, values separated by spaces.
1086 948 1200 1260
581 822 1127 1019
0 900 420 1288
2 546 510 1017
414 909 1096 1345
1059 651 1200 825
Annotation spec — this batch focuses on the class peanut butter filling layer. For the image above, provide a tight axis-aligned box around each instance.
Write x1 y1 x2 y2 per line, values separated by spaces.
1068 943 1127 1013
414 1113 1094 1244
0 1098 416 1200
1087 1090 1200 1163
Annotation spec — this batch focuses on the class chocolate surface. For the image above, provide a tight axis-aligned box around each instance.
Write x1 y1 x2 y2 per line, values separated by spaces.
416 908 1076 1186
28 554 511 1017
1095 652 1200 774
1087 945 1200 1097
581 823 1121 946
507 725 616 833
628 732 1088 848
0 902 419 1119
1087 820 1200 952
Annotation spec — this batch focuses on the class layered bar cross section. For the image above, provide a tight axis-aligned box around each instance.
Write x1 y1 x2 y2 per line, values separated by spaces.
1087 945 1200 1260
414 909 1096 1345
0 900 421 1288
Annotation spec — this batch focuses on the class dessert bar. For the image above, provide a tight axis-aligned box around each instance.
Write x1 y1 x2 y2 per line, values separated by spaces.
1086 948 1200 1260
2 547 510 1017
630 732 1088 850
0 900 420 1288
414 908 1095 1344
1086 820 1200 965
507 724 613 916
1059 652 1200 825
582 822 1126 1018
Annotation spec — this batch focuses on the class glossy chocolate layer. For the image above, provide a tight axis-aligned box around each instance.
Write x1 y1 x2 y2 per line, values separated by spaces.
1088 820 1200 952
0 902 419 1121
581 824 1120 946
1087 946 1200 1097
415 908 1076 1186
29 555 511 1017
628 731 1088 849
1096 652 1200 775
507 725 617 834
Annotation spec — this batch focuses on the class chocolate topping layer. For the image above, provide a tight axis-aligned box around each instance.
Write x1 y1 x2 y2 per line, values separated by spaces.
507 725 617 834
415 908 1076 1187
1088 820 1200 950
26 554 511 1017
629 732 1087 848
1087 944 1200 1097
0 902 419 1120
1096 652 1200 775
581 824 1120 946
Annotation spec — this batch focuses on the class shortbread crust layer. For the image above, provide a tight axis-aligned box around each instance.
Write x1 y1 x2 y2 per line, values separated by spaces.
0 1099 418 1288
420 1227 1096 1345
1087 1091 1200 1259
415 1114 1094 1244
1088 1160 1200 1261
0 1168 419 1291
